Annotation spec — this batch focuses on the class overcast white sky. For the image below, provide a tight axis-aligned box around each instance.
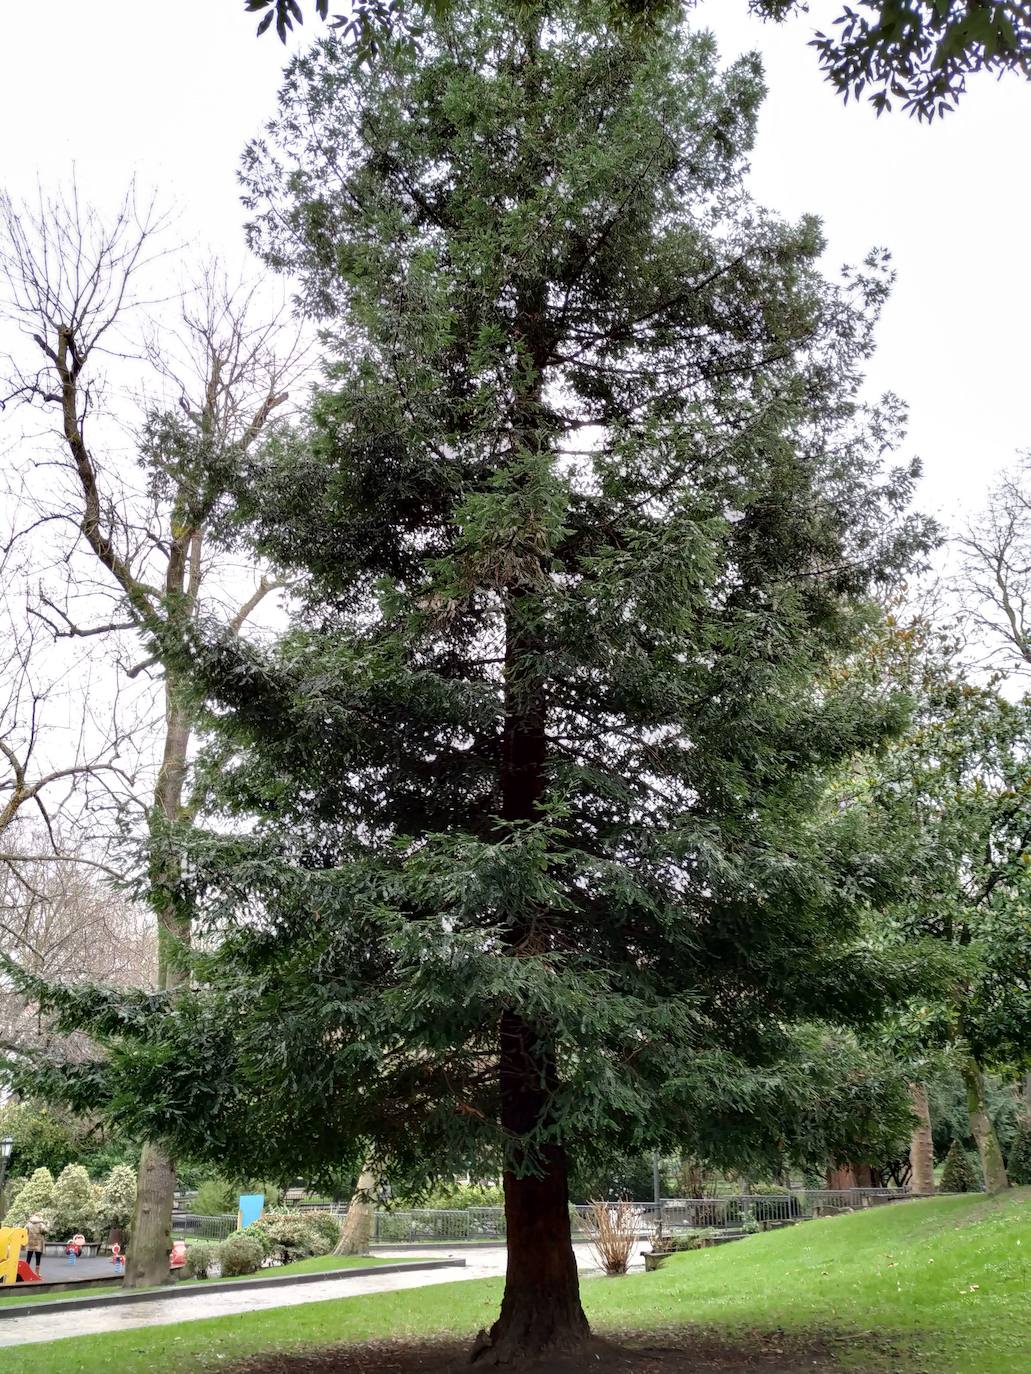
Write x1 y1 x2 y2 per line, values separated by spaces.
1 0 1028 530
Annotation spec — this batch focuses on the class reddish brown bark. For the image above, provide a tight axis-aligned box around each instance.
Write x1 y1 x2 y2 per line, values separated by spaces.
474 1012 588 1363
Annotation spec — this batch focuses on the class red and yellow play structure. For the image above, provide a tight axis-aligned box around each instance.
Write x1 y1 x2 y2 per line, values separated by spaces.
0 1226 42 1284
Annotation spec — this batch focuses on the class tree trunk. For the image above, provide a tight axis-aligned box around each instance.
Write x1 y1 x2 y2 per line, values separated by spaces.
909 1081 935 1196
335 1166 376 1255
473 1011 589 1364
123 1139 176 1288
124 680 193 1288
825 1164 857 1190
959 1046 1008 1193
473 217 590 1361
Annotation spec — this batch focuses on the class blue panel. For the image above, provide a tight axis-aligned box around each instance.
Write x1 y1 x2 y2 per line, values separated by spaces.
238 1193 265 1230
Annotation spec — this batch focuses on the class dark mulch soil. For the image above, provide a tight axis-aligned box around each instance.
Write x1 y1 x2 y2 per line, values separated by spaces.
232 1328 912 1374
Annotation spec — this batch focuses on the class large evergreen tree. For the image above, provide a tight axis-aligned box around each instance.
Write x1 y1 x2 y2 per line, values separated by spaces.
11 3 935 1358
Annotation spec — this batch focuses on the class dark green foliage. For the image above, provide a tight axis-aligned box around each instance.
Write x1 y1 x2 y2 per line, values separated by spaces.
754 1 1031 118
940 1139 981 1193
244 0 1031 119
14 0 933 1235
570 1153 661 1203
1006 1120 1031 1185
930 1071 1020 1162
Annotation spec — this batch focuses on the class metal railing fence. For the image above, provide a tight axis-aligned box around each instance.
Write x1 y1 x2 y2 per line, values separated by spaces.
171 1211 238 1242
369 1188 912 1243
170 1187 915 1247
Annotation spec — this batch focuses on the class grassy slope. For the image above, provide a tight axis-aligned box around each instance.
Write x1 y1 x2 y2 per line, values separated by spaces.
1 1192 1027 1374
0 1253 394 1309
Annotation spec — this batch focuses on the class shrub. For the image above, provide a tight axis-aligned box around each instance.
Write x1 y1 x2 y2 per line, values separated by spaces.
183 1241 217 1280
97 1165 137 1233
582 1200 640 1276
239 1222 277 1259
303 1210 343 1250
393 1180 504 1209
246 1210 325 1263
217 1233 264 1277
4 1167 55 1229
1007 1121 1031 1186
940 1139 981 1193
51 1164 99 1239
193 1177 235 1217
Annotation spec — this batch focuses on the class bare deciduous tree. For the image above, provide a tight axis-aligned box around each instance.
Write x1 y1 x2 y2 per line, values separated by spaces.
1 181 310 1286
0 823 155 1059
956 454 1031 673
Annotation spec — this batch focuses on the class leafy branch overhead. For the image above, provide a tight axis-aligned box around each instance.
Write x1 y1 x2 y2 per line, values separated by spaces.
244 0 1031 118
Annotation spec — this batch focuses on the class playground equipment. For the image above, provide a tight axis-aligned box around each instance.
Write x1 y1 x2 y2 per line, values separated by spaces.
0 1226 37 1285
111 1242 124 1275
169 1239 187 1275
65 1234 85 1265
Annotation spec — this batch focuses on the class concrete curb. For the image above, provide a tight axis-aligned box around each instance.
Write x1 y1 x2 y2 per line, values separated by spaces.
0 1258 466 1320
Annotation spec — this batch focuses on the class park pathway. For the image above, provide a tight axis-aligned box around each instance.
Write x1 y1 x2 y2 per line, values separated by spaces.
0 1245 628 1349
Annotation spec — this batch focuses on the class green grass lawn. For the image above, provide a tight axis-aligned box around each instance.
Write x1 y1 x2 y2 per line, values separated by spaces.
0 1191 1027 1373
0 1253 395 1309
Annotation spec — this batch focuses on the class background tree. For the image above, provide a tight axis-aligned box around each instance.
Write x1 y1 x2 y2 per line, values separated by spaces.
857 652 1031 1193
956 453 1031 674
0 185 308 1286
0 828 155 1058
1006 1118 1031 1184
11 4 937 1358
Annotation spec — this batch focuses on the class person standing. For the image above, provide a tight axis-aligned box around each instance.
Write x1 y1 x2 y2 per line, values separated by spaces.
25 1213 47 1271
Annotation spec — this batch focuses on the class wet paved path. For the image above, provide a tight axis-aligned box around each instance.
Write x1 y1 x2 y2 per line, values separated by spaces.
0 1243 646 1348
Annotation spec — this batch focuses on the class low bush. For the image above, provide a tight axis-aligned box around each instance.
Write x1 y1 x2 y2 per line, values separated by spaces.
244 1210 326 1263
941 1139 981 1194
582 1200 640 1275
302 1210 343 1250
217 1233 264 1277
240 1222 277 1259
669 1228 716 1251
183 1242 217 1280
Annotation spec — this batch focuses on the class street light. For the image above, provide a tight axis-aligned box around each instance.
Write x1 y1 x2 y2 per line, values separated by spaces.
0 1137 13 1202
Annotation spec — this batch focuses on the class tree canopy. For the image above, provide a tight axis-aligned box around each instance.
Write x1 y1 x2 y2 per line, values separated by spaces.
11 1 938 1356
244 0 1031 119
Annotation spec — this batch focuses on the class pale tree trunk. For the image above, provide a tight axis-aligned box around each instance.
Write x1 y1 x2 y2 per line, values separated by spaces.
125 680 192 1287
124 1140 177 1287
334 1166 377 1255
959 1047 1008 1194
909 1081 935 1196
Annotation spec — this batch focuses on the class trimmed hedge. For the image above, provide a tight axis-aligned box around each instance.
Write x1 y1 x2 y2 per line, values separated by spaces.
217 1233 264 1277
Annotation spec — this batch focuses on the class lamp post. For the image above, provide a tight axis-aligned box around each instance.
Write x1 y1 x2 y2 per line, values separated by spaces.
0 1137 13 1203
